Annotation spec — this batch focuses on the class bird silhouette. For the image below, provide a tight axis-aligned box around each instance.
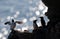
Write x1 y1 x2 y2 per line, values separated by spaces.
39 17 46 27
4 19 23 30
33 20 38 30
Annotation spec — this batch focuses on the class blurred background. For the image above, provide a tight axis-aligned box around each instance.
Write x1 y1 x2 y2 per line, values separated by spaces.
0 0 49 39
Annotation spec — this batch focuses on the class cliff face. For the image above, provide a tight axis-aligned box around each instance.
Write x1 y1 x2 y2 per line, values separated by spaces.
42 0 60 7
7 25 48 39
42 0 60 22
8 30 33 39
8 22 60 39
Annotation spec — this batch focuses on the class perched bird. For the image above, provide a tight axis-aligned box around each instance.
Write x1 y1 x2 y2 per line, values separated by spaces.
39 17 46 27
33 20 38 30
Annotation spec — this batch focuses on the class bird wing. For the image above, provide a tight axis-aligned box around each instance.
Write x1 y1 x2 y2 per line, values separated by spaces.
4 21 11 25
15 21 23 24
33 20 38 28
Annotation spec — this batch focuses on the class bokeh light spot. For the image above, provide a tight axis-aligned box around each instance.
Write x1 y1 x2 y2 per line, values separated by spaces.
35 10 40 16
23 18 27 23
